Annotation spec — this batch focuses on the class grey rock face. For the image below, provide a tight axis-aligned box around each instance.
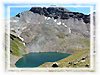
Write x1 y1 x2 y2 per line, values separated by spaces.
10 7 90 53
29 7 90 24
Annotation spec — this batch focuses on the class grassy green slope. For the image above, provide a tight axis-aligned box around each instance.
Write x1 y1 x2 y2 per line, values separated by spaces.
10 34 29 67
39 49 90 68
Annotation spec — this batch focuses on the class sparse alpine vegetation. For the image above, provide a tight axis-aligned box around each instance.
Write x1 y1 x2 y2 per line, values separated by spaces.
10 34 29 67
39 49 90 68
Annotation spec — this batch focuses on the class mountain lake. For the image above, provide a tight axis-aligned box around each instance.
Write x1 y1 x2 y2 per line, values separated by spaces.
15 52 71 68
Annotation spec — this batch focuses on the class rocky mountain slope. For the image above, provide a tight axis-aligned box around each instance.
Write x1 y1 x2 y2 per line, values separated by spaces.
10 7 90 54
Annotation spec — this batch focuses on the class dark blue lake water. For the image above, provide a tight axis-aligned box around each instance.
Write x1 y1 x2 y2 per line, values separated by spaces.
15 52 71 68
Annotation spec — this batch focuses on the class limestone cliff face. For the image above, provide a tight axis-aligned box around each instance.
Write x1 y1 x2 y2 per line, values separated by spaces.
10 7 90 53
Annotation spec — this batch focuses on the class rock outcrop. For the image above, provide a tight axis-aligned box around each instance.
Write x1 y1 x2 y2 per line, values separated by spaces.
29 7 90 24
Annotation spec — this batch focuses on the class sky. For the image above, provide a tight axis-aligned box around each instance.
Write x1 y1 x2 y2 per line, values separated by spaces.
4 4 96 18
10 7 31 17
9 7 90 18
65 7 90 15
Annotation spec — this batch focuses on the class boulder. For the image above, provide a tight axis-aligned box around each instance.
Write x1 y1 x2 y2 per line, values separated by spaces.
85 64 89 67
52 63 59 67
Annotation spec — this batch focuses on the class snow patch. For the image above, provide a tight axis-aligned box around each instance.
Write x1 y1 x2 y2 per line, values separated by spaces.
22 27 27 30
18 35 24 41
62 23 68 27
57 22 61 25
64 25 67 27
23 42 25 46
10 20 19 22
62 23 65 25
11 28 14 30
80 60 85 62
54 19 57 22
64 25 68 27
47 17 51 20
68 28 71 33
45 16 47 19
